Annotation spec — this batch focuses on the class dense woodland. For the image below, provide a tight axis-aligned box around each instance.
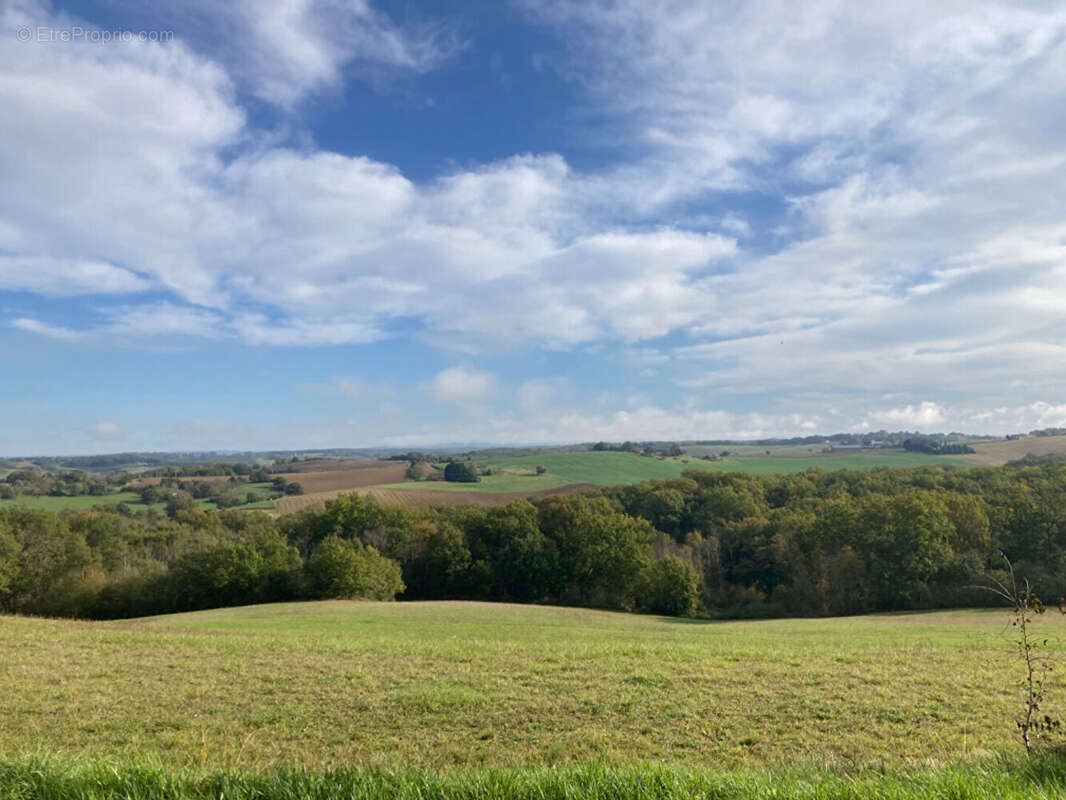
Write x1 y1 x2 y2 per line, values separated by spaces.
3 463 1066 620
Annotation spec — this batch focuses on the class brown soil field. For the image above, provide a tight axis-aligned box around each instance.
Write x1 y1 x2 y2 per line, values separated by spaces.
962 434 1066 466
275 463 409 493
272 459 392 473
276 483 594 514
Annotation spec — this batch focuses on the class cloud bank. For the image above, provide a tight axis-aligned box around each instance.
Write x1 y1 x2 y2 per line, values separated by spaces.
3 0 1066 447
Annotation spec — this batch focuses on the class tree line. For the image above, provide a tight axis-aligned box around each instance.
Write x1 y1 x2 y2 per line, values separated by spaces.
4 462 1066 620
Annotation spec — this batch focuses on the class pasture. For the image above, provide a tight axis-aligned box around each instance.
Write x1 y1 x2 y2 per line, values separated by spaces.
700 451 973 473
0 483 280 513
683 443 832 457
0 602 1051 771
380 449 972 495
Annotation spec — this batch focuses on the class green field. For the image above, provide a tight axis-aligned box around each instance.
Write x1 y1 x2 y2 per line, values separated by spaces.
0 482 280 513
0 601 1049 771
697 451 973 474
0 491 144 511
382 450 972 493
684 443 834 457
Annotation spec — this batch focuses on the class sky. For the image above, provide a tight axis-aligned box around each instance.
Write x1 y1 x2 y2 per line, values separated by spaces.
2 0 1066 455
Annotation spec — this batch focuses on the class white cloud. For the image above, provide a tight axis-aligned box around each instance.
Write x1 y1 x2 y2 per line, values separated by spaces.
428 366 495 405
12 303 224 346
0 257 151 295
89 422 125 442
514 0 1066 410
10 317 87 343
233 0 463 106
83 0 464 108
869 402 947 429
4 0 1066 432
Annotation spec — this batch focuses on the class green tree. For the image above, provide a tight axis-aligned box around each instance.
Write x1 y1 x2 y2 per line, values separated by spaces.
642 555 700 616
0 508 95 615
305 536 404 600
165 530 301 611
443 461 480 483
0 527 18 605
857 492 955 608
541 495 654 610
403 521 471 598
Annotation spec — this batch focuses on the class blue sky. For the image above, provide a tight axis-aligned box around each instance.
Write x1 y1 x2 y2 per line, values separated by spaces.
2 0 1066 455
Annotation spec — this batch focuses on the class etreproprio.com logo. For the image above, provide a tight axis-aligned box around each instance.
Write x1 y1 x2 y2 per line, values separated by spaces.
16 26 174 43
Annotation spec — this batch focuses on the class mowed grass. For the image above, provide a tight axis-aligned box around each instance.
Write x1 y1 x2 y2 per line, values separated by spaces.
383 450 972 493
0 602 1054 771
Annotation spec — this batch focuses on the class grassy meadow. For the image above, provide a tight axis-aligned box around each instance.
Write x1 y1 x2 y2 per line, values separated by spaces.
0 491 144 511
701 451 974 474
0 601 1053 771
0 482 281 513
381 450 973 494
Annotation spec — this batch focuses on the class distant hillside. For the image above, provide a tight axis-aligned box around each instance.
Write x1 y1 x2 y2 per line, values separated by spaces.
964 434 1066 467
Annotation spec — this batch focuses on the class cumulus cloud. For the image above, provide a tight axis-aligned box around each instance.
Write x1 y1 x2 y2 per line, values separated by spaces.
4 0 1066 439
0 9 735 349
869 402 948 429
519 0 1066 404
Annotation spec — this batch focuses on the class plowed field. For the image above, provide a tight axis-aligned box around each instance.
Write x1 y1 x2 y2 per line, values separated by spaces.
275 463 408 493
